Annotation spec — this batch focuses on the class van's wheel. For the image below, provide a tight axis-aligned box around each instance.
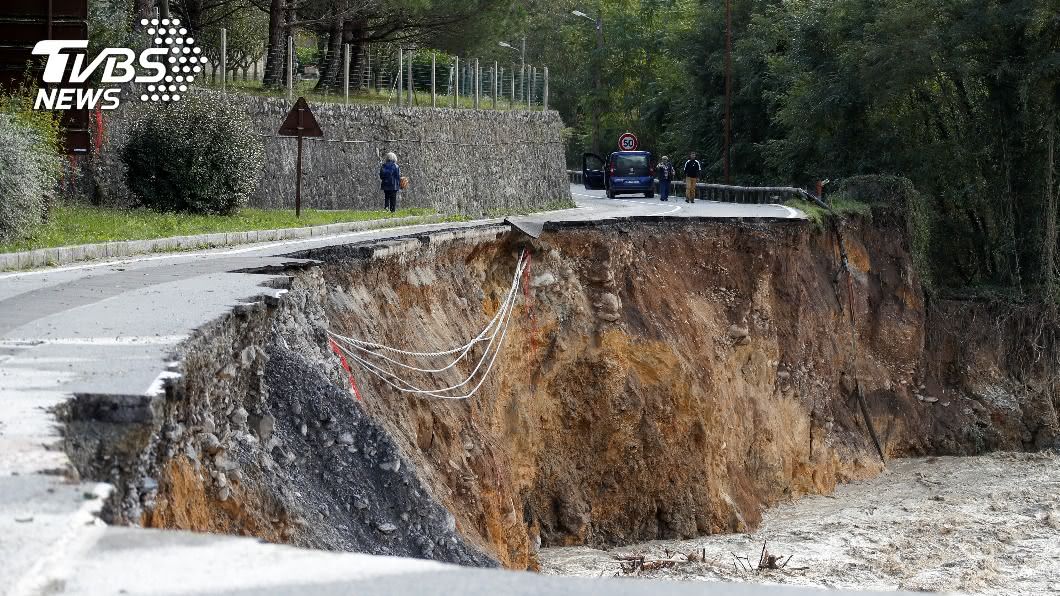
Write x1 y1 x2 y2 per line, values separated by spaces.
606 189 616 199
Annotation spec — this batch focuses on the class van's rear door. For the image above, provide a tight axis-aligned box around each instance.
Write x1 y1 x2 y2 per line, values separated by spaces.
582 153 605 190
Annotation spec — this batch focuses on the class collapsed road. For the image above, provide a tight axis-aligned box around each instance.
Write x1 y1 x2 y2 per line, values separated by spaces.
3 187 1056 595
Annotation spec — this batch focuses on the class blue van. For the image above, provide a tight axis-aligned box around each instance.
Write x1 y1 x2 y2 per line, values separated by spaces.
582 151 654 198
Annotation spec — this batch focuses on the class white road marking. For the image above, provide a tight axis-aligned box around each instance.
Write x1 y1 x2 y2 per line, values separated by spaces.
0 336 188 347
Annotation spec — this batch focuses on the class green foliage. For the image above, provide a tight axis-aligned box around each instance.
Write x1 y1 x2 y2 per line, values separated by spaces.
197 6 268 74
0 77 64 156
785 196 872 231
122 91 265 215
0 116 62 242
0 205 435 253
834 176 934 292
521 0 1057 300
296 45 319 69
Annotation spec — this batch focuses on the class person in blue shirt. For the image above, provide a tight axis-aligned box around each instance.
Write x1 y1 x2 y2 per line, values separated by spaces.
379 152 401 213
655 156 675 201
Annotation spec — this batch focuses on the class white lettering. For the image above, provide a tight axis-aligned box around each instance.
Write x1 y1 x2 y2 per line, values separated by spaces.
135 49 168 82
54 89 76 110
101 89 121 110
100 50 138 83
33 88 57 110
75 89 105 109
31 40 88 83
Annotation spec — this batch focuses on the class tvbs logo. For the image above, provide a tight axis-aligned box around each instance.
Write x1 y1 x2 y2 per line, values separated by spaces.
32 18 207 110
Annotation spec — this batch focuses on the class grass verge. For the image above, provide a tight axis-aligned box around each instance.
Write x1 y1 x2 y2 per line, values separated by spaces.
785 197 872 229
0 205 435 253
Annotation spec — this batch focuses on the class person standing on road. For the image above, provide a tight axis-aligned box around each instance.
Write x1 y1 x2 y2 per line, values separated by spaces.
379 152 401 213
682 152 702 203
656 156 675 201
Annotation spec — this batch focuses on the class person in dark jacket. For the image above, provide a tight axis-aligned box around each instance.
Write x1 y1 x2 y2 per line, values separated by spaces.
682 152 702 203
655 156 675 201
379 152 401 213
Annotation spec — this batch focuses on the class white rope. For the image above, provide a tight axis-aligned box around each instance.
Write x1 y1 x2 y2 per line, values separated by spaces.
328 268 516 374
327 251 526 360
332 274 520 399
326 251 527 400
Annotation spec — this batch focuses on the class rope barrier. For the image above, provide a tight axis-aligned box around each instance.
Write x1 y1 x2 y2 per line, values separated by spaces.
326 251 528 400
330 249 525 360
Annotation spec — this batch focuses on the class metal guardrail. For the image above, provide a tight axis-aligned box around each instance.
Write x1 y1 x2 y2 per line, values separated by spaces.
566 170 827 210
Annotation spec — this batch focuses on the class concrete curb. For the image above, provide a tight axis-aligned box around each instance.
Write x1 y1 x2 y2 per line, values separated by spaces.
0 214 446 272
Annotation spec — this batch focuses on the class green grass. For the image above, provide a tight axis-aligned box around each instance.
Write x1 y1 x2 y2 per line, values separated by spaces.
785 197 872 229
0 205 435 253
202 78 539 111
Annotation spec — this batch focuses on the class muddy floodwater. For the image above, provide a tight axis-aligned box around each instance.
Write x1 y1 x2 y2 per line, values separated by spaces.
540 452 1060 595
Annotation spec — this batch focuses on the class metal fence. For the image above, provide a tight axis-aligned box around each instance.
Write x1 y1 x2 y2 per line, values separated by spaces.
207 31 549 111
567 170 824 206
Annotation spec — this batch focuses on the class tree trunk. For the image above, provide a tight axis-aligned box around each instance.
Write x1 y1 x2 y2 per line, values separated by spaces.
1042 119 1057 298
134 0 153 28
262 0 287 88
314 2 345 91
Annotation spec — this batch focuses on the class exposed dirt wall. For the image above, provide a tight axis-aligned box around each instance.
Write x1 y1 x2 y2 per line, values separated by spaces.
70 216 1060 572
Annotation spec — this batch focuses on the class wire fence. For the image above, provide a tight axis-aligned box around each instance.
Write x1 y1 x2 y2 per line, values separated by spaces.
202 32 550 111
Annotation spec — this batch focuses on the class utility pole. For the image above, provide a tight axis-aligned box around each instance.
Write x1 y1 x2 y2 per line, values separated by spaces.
724 0 733 184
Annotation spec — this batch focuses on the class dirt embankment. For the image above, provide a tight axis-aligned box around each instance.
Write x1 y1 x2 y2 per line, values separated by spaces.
75 216 1059 571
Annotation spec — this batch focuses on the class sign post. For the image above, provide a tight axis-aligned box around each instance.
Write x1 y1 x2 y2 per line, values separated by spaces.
277 97 324 217
618 132 639 151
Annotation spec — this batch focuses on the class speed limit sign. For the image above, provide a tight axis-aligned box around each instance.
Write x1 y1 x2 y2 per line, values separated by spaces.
618 132 639 151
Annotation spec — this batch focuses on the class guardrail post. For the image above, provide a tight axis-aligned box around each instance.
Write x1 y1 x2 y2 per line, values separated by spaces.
431 52 436 107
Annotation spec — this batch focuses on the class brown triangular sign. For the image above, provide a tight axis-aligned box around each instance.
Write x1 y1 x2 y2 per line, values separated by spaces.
278 97 324 137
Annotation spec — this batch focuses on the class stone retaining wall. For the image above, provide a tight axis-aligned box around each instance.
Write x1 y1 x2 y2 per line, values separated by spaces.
94 92 571 214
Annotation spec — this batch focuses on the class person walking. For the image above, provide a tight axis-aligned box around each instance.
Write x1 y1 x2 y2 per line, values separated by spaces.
682 152 702 203
655 156 675 201
379 152 401 213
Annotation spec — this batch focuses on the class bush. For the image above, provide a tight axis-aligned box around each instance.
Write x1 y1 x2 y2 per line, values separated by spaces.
836 175 934 293
0 116 61 242
122 91 264 215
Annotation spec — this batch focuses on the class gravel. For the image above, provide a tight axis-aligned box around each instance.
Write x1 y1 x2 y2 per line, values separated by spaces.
540 452 1060 595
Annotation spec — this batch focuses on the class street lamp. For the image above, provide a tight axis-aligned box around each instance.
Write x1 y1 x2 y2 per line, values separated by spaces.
498 38 526 106
572 9 604 155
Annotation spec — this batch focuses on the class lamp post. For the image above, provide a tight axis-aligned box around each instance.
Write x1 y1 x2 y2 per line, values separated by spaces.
498 38 526 109
572 9 603 156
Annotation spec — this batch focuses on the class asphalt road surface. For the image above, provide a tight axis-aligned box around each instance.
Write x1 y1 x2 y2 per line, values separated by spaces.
0 190 816 596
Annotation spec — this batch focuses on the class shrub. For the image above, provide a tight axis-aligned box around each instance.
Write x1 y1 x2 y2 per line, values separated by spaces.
0 116 61 242
836 175 934 293
122 91 264 215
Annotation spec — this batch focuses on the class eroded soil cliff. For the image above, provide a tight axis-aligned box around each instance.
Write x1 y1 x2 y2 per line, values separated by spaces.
70 216 1060 571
